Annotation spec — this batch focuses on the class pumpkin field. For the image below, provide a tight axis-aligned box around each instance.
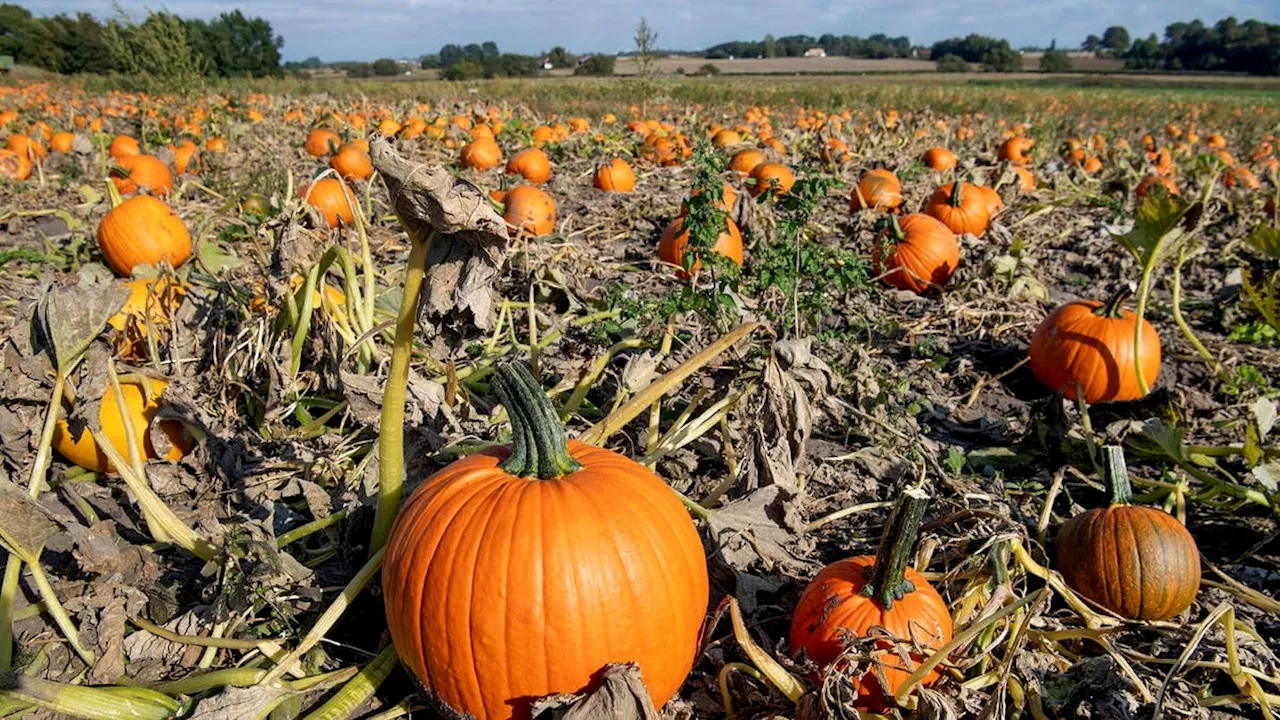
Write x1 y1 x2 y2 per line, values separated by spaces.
0 76 1279 720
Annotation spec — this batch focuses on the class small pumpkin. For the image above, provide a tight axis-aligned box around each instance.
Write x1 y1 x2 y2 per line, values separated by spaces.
171 141 199 175
1057 446 1200 620
111 155 174 196
790 489 953 711
109 135 141 160
98 196 193 277
711 128 742 147
299 177 356 228
50 132 75 154
7 134 47 162
0 148 32 182
51 377 193 473
748 162 795 197
1134 175 1179 203
1027 286 1161 404
729 148 765 176
330 144 373 181
505 148 552 184
922 181 989 237
872 214 959 294
592 158 635 193
502 185 556 236
998 136 1034 165
384 362 708 720
921 147 958 171
461 138 503 171
205 137 228 153
658 214 743 278
304 128 340 157
850 169 903 212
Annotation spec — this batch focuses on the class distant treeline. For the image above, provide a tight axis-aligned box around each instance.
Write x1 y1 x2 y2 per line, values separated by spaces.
1122 18 1280 75
704 34 912 60
0 3 283 78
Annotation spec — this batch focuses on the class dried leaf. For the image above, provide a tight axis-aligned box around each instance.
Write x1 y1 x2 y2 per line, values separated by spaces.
341 368 448 428
741 348 813 494
1253 397 1277 439
35 280 129 372
529 663 660 720
707 485 808 573
370 133 510 331
0 479 60 561
188 683 292 719
1252 462 1280 493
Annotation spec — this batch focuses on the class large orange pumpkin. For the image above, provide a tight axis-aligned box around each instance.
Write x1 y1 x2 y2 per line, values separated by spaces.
748 162 795 197
872 214 959 294
505 147 552 184
384 362 708 720
330 144 373 181
790 490 952 711
98 196 193 277
850 169 903 212
502 185 556 236
1057 446 1200 620
51 378 192 473
922 181 990 237
1027 288 1161 404
592 158 635 193
299 178 357 228
461 138 503 171
111 155 174 196
658 214 744 278
304 128 340 157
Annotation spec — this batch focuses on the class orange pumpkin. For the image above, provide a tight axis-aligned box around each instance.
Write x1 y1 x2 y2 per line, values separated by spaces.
98 196 193 277
7 133 47 162
850 169 903 212
107 277 188 360
921 147 957 171
171 141 199 175
922 182 990 237
384 362 708 720
111 155 174 196
502 185 556 236
1057 446 1200 620
0 149 32 181
998 136 1034 165
51 377 191 473
1134 175 1179 203
748 162 795 197
1009 165 1036 191
299 178 356 227
109 135 141 160
790 490 952 711
304 128 340 157
872 214 959 294
1028 288 1161 404
593 158 636 193
461 138 503 171
505 148 552 184
50 132 75 154
658 214 744 278
330 144 373 181
205 137 228 153
729 148 765 176
711 128 742 147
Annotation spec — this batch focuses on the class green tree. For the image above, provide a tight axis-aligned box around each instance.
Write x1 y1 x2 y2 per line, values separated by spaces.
935 53 969 72
103 9 207 92
764 33 777 58
372 58 400 76
202 10 283 77
439 44 463 67
547 46 574 68
574 54 615 76
982 46 1022 72
1039 49 1072 72
1102 25 1131 55
1082 34 1101 53
633 17 660 111
45 13 114 74
0 4 64 71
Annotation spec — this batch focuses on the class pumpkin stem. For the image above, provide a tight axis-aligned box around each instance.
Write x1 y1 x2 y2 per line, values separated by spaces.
105 179 123 209
493 361 582 479
1102 445 1133 506
863 486 930 609
1096 284 1135 319
948 180 965 208
883 213 906 244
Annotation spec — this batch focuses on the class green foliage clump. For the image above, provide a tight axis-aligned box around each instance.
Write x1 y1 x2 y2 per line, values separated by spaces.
575 55 616 76
1039 49 1072 72
935 54 969 73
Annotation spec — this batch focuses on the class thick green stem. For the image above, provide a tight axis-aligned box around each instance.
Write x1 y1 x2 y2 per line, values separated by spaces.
862 487 930 609
1133 269 1155 396
949 180 965 208
1096 284 1134 319
492 362 582 479
1103 445 1133 506
1171 248 1230 384
298 645 398 720
370 235 433 556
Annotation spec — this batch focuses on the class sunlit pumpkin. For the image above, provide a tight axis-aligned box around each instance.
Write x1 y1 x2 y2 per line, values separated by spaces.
502 185 556 236
998 136 1034 165
51 377 193 473
658 214 744 278
299 177 357 227
330 144 374 181
851 169 904 213
748 162 794 197
593 158 635 193
921 147 957 171
384 362 708 720
729 149 765 176
50 132 75 154
0 149 32 182
109 135 141 161
111 155 174 196
98 196 193 277
505 147 552 184
304 128 340 157
872 214 959 294
923 182 990 237
461 138 503 171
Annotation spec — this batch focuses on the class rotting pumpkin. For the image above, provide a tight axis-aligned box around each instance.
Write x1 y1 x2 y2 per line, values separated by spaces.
790 488 953 712
383 362 709 720
52 377 193 473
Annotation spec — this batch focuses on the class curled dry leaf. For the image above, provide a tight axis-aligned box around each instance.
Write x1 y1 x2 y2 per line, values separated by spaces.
35 279 130 371
741 344 815 494
370 132 511 332
707 484 809 573
529 663 661 720
0 479 61 561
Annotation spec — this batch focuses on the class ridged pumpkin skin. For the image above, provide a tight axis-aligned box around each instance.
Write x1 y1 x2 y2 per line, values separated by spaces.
1028 299 1161 403
850 169 903 212
98 196 193 277
872 214 959 294
503 185 557 236
922 182 989 237
593 159 635 193
748 162 795 197
790 556 953 708
384 439 709 720
51 378 192 472
1056 504 1200 620
111 154 175 196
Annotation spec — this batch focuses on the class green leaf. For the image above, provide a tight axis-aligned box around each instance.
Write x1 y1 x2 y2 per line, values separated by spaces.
198 240 243 275
1245 225 1280 259
1125 418 1189 463
1113 189 1197 270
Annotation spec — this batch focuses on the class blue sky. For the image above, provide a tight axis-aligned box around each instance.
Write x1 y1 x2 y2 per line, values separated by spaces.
30 0 1280 62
